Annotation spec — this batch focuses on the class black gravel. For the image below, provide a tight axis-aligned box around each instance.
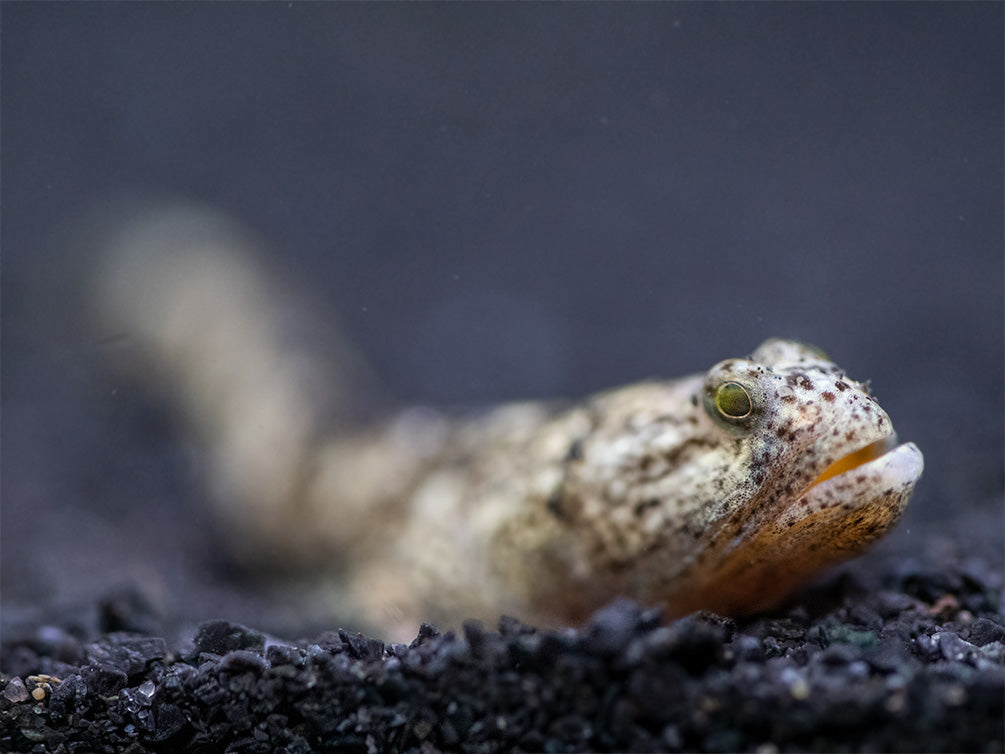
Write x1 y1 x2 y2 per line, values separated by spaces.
3 536 1002 754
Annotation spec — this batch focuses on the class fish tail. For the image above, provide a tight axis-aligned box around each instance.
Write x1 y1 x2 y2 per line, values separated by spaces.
87 200 377 567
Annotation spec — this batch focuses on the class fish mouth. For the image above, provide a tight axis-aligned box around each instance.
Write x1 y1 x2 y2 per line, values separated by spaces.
796 431 924 514
805 434 900 491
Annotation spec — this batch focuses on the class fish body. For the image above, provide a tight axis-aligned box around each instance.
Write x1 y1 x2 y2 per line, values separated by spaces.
89 203 923 637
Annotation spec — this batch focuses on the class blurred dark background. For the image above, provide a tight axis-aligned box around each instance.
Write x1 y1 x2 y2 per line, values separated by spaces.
3 3 1002 636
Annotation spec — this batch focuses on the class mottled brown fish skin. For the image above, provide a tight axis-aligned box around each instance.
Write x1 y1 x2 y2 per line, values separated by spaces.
352 340 922 634
90 204 924 639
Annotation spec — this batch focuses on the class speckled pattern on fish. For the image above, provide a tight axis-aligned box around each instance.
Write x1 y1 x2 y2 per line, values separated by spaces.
88 203 924 639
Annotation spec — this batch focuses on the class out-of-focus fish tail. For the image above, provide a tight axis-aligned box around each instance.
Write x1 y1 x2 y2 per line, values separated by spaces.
86 200 377 566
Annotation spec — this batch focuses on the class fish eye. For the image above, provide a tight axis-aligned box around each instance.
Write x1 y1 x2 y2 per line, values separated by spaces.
715 381 753 419
702 379 758 432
